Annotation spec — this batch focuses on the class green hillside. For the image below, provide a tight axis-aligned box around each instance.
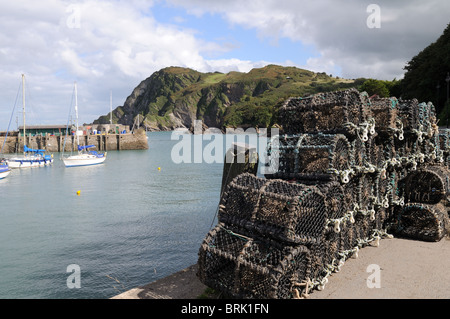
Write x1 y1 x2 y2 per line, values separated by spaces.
94 64 365 130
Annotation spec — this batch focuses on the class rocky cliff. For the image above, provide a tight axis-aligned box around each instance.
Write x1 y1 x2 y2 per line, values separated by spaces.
94 65 364 131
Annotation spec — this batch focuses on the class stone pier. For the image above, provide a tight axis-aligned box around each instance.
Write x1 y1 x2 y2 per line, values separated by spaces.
0 129 148 154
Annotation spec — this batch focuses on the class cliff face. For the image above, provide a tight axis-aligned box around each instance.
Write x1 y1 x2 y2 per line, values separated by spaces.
94 65 361 131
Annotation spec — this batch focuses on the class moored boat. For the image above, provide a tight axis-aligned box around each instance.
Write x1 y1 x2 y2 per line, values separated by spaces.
0 159 11 179
62 82 107 167
6 74 53 169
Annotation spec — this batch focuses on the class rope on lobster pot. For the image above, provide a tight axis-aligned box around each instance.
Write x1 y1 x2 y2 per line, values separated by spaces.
412 124 425 143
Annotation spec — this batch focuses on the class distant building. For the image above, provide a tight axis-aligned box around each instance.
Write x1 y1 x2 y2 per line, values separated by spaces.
87 124 130 135
14 124 131 136
17 125 67 136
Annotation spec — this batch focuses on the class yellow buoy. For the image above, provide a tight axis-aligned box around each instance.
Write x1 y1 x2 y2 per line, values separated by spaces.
76 190 81 196
158 167 161 171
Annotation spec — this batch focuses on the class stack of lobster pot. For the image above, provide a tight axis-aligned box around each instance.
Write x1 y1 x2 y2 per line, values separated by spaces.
197 88 450 299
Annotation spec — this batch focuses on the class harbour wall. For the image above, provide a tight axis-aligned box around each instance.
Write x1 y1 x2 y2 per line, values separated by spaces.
0 130 148 154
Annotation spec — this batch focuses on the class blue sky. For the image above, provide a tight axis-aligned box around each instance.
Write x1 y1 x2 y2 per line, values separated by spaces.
0 0 449 131
151 2 320 67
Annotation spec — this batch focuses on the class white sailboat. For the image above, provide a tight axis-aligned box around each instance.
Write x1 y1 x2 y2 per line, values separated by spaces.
7 74 53 169
0 159 11 179
63 82 106 167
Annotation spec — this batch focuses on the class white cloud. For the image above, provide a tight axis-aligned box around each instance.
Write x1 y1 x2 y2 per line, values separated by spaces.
1 0 449 130
0 0 255 130
166 0 450 80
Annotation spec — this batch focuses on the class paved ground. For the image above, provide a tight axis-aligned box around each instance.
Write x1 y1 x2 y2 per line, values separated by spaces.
112 236 450 299
309 236 450 299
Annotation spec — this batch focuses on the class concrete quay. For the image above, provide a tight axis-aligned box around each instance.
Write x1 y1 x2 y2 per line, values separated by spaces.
111 264 209 299
112 237 450 299
0 130 148 153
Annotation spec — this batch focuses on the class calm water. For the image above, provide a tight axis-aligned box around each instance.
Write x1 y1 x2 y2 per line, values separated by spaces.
0 131 262 299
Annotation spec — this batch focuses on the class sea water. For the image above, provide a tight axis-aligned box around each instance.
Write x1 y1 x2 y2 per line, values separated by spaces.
0 131 267 299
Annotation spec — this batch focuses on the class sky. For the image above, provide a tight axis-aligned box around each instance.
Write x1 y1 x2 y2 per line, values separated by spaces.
0 0 449 131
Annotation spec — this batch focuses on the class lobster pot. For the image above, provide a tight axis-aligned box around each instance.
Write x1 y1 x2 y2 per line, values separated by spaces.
366 134 395 168
219 173 329 244
415 136 440 164
278 88 370 135
351 135 372 168
369 97 399 131
439 129 450 168
314 181 348 220
374 169 401 214
339 219 357 254
353 207 387 245
197 224 311 299
417 102 437 128
296 134 351 176
357 174 376 211
305 240 333 281
268 134 301 180
439 129 450 156
269 133 352 181
397 98 419 131
394 203 447 242
342 174 360 208
400 166 450 205
219 173 267 221
381 135 396 163
367 134 394 168
393 132 417 161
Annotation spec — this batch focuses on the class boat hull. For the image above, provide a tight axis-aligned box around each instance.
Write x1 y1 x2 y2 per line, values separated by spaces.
7 157 53 169
0 169 10 179
63 154 106 167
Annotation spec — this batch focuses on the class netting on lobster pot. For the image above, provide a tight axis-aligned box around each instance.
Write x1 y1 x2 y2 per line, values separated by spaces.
219 173 330 244
265 133 352 182
357 174 376 210
271 134 302 180
417 102 437 128
400 166 450 205
197 224 249 294
397 98 419 131
350 174 378 241
197 223 311 299
339 219 356 253
439 129 450 157
316 181 348 220
219 173 267 221
392 131 415 160
369 97 399 132
342 174 359 208
351 135 372 169
365 133 382 167
297 134 351 175
297 180 349 265
393 203 448 242
278 88 370 135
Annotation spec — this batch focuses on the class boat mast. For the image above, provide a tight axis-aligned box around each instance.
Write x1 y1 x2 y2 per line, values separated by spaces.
74 81 80 148
22 74 26 155
110 90 112 125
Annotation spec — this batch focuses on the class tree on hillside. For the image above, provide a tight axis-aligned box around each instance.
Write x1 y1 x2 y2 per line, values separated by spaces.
402 23 450 117
359 79 389 97
358 79 403 98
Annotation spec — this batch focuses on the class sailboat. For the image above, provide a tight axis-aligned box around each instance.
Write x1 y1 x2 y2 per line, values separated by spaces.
62 82 106 167
0 159 11 179
7 74 53 169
